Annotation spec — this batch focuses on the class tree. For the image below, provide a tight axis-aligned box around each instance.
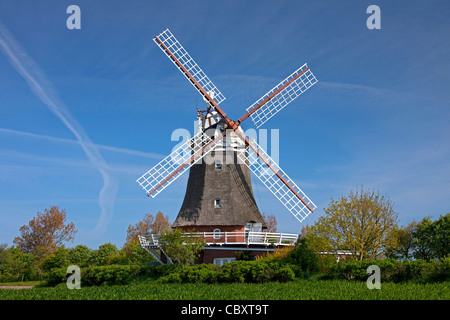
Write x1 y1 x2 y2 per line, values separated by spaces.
262 214 277 232
431 214 449 258
311 187 398 261
158 228 205 265
126 211 170 245
413 214 449 260
68 245 92 267
385 221 418 260
88 243 118 266
0 245 37 282
285 237 320 273
123 240 156 265
13 206 77 259
41 246 69 272
152 211 171 234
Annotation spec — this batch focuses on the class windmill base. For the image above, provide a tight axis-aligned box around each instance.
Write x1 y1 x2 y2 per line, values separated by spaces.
139 231 298 265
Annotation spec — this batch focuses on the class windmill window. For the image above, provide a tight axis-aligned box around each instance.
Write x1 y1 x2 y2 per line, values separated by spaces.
215 161 222 171
214 257 236 265
214 199 221 208
213 228 221 239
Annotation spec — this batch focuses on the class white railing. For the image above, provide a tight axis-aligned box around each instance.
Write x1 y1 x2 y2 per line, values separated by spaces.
139 231 298 248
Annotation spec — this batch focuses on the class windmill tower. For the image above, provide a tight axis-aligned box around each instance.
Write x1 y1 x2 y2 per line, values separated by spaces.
174 106 266 229
137 29 318 264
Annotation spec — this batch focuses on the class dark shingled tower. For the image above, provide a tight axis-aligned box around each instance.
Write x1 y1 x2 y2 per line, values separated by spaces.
173 151 266 229
173 119 267 232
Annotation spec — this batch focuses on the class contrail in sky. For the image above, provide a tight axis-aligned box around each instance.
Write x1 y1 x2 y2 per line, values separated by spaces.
0 127 163 160
0 21 118 235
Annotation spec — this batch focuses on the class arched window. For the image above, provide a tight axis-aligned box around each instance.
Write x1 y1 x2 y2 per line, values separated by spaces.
213 228 221 239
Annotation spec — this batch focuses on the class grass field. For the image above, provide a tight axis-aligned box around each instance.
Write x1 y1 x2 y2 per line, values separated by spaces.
1 278 449 300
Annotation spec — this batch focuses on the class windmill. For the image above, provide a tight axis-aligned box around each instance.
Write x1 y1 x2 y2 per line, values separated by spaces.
137 29 318 264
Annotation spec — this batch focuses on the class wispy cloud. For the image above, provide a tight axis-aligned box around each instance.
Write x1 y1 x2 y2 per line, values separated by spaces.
0 21 117 235
0 127 163 160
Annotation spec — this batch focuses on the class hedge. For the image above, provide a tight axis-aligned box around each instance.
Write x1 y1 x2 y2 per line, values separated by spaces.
328 258 450 283
158 260 295 284
45 265 141 287
44 257 449 287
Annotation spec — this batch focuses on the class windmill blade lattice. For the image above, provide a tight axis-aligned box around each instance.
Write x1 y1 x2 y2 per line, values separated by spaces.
137 131 222 197
154 29 226 105
245 64 317 128
237 138 317 223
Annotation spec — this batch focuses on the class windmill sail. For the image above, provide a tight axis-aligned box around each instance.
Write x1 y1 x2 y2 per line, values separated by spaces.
137 131 223 197
243 64 317 128
237 138 316 223
154 29 226 105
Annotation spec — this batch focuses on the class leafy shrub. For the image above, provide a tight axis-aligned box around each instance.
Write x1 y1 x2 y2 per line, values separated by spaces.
219 261 253 283
82 265 140 286
159 272 183 283
43 267 68 287
328 259 399 281
87 243 119 266
327 258 450 283
274 265 295 282
181 264 219 283
157 260 297 284
431 257 450 282
250 262 273 283
149 263 184 277
285 238 320 274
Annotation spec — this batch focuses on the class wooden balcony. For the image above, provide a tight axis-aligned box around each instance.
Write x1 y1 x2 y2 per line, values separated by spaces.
139 231 299 248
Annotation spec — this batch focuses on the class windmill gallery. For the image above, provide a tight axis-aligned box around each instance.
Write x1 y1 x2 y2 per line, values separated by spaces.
136 29 318 265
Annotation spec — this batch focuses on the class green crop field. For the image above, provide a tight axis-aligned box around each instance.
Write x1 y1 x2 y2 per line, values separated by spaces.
1 278 448 300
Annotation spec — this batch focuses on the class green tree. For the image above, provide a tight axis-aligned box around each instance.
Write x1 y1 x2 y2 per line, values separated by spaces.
108 241 156 265
413 214 449 260
413 217 435 260
385 221 418 260
158 228 205 265
311 187 398 260
68 245 92 267
431 214 449 258
123 240 156 265
0 245 38 282
285 237 320 274
41 246 69 272
88 243 119 266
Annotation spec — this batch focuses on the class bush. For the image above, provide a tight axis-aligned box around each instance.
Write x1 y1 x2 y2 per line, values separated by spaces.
181 264 219 283
432 257 450 282
250 262 273 283
158 260 297 284
328 259 400 281
45 265 142 287
82 265 140 286
159 273 182 283
327 258 450 283
220 261 253 283
274 265 295 282
43 267 68 287
285 238 320 274
146 263 184 277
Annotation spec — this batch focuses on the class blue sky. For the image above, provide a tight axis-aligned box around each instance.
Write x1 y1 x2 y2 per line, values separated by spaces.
0 0 449 249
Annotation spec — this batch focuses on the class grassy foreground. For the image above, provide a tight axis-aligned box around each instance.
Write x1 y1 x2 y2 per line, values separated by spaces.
1 278 449 300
